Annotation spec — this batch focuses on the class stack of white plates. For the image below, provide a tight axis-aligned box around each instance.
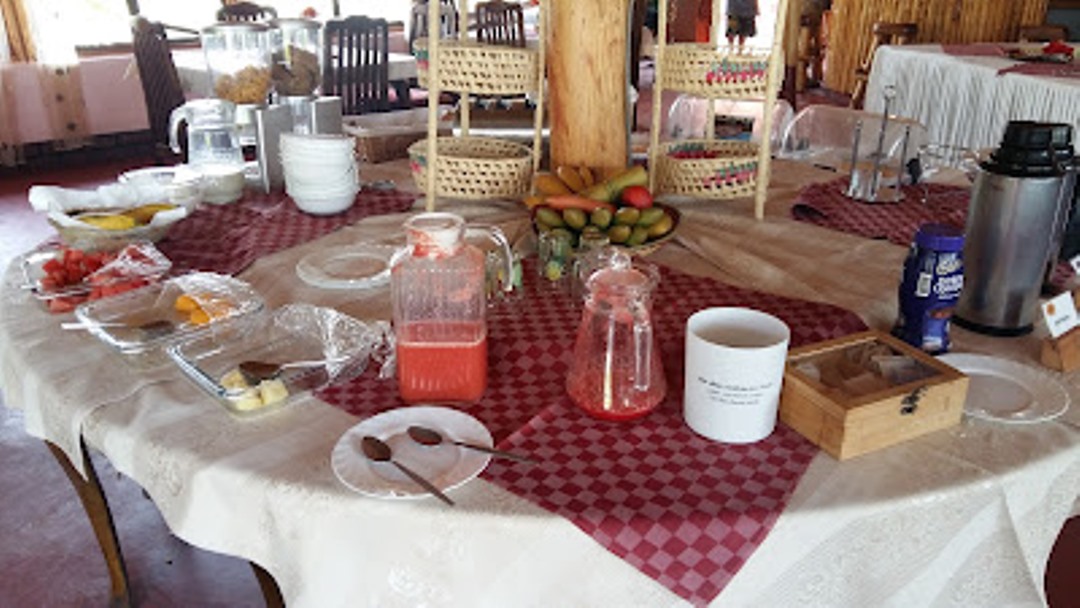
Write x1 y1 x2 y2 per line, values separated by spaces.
281 133 360 215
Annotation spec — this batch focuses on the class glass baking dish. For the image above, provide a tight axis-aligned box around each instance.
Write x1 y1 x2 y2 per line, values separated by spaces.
167 304 385 417
72 272 265 356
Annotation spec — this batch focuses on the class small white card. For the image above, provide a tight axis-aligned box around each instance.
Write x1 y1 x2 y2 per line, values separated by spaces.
1070 255 1080 275
1042 291 1079 339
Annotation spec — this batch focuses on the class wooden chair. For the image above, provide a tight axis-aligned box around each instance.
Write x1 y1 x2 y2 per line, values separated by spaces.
475 1 526 47
850 22 917 110
409 0 460 51
1018 24 1070 42
130 16 187 162
323 16 392 115
216 1 277 23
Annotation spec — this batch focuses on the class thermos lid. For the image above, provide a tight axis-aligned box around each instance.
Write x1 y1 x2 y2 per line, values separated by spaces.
914 223 964 252
1000 121 1073 150
986 121 1074 177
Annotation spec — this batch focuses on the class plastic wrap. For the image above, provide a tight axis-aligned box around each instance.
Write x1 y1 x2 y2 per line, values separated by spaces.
168 303 395 417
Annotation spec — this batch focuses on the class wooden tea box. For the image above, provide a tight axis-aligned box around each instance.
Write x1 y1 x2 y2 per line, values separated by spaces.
779 330 969 460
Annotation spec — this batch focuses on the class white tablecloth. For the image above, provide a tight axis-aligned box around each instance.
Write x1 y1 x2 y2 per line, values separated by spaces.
865 44 1080 153
1 162 1078 606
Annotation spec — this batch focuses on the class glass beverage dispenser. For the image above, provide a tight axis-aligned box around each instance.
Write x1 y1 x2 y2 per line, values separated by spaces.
202 22 273 143
270 18 322 133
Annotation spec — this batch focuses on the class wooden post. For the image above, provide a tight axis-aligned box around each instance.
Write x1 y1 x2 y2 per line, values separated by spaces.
548 0 631 174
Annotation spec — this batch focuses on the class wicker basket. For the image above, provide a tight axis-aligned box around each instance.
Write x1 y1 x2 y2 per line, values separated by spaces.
343 108 453 164
660 44 770 99
409 136 533 200
413 39 539 95
654 139 760 200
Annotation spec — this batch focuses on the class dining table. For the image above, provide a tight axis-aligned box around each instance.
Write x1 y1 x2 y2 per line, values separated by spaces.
864 43 1080 154
1 158 1078 607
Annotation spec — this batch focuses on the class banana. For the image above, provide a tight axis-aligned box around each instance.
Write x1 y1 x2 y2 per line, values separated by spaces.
556 165 586 193
522 194 546 209
534 172 572 196
578 166 596 188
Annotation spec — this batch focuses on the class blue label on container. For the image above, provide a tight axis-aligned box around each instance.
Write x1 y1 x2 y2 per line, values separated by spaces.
894 246 964 354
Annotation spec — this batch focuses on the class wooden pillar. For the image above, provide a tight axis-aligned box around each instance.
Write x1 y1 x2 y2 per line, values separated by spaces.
548 0 630 173
781 0 801 108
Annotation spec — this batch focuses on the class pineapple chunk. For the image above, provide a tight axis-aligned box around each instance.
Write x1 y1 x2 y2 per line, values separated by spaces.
258 378 290 406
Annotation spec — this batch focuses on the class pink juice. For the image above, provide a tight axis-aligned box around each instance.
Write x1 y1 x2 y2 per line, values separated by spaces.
396 321 488 403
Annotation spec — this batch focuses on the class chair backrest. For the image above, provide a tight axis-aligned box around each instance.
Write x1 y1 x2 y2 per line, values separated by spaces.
131 16 186 148
863 22 917 69
850 22 916 108
1018 24 1069 42
409 0 460 50
323 16 391 115
217 1 277 23
476 1 525 48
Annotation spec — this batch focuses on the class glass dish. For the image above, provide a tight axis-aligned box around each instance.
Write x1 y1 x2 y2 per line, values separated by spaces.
73 272 265 356
19 242 172 308
168 304 386 417
295 244 396 290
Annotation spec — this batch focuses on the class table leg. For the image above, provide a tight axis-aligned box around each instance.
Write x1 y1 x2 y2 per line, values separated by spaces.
392 80 412 110
250 561 285 608
45 439 132 608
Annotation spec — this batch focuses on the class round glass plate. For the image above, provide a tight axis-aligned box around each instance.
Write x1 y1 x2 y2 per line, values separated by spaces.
937 353 1070 424
295 244 397 290
331 406 492 500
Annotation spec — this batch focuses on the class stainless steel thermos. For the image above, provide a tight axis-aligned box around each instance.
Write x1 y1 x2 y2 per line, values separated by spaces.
954 121 1076 336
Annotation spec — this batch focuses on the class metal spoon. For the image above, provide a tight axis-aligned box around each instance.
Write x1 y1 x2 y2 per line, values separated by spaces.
359 436 454 506
237 356 350 384
407 425 534 463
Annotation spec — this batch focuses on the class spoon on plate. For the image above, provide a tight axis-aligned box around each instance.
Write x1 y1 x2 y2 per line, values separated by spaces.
359 436 455 506
407 426 534 463
237 356 350 384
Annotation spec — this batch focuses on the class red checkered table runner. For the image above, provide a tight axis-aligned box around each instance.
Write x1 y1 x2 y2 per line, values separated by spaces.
792 177 968 246
793 177 1076 288
157 188 417 275
317 260 867 606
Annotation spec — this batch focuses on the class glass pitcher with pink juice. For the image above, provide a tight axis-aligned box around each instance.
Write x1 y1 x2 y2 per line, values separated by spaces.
566 250 666 420
390 212 513 403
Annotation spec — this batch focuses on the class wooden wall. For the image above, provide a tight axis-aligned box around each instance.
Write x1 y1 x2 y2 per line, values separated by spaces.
825 0 1049 93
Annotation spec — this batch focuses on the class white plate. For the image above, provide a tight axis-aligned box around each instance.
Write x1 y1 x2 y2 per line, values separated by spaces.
331 406 492 500
937 353 1070 423
295 245 396 290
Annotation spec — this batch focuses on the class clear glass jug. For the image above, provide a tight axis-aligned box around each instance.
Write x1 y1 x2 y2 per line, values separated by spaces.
566 250 666 420
169 99 246 204
391 212 513 403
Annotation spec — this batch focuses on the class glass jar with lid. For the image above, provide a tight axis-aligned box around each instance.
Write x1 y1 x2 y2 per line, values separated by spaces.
270 18 322 97
201 22 273 106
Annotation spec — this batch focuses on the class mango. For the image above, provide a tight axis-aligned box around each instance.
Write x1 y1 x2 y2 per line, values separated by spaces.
535 207 565 228
607 224 631 244
562 208 587 230
614 207 641 226
637 207 666 227
78 214 136 231
627 226 650 247
590 207 613 230
647 212 675 238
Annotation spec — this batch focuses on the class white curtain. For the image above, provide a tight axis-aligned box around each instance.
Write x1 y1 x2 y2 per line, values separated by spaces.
18 1 88 152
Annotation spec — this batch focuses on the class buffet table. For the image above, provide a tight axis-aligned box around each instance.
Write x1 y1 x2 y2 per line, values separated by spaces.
864 44 1080 153
1 160 1078 606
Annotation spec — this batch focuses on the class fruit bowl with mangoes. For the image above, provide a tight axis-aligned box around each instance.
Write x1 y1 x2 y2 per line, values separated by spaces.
526 164 679 255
